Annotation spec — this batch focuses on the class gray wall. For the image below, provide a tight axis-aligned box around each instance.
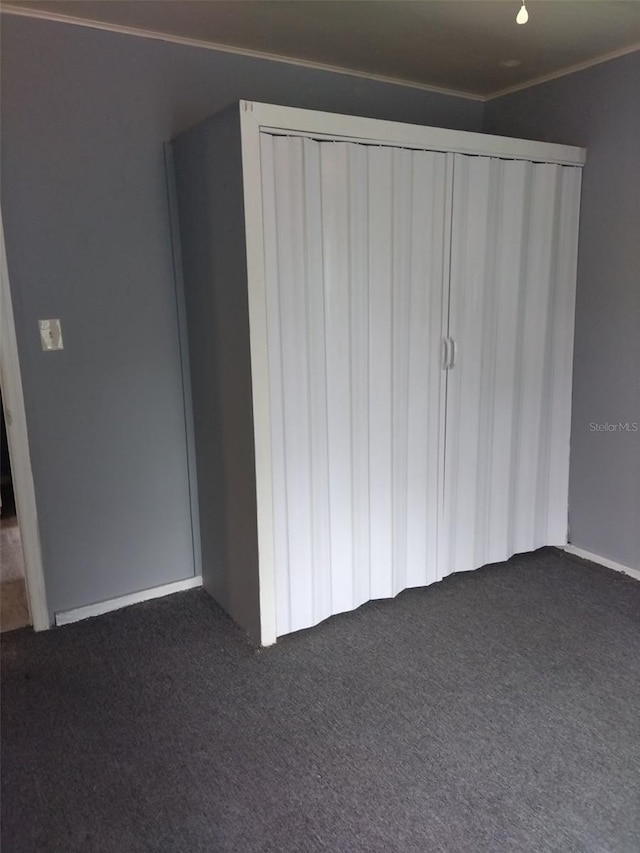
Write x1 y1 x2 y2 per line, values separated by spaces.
1 14 482 617
485 52 640 570
172 108 262 643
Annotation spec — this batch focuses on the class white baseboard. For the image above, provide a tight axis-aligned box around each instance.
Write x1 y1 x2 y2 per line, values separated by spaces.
563 545 640 583
55 575 203 626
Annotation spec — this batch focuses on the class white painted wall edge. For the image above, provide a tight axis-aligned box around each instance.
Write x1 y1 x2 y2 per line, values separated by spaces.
55 575 203 626
563 545 640 583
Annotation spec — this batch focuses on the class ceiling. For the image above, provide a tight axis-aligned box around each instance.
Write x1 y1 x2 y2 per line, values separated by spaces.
4 1 640 98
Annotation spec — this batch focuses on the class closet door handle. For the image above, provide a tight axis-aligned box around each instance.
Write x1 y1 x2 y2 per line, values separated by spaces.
442 337 457 369
442 337 450 370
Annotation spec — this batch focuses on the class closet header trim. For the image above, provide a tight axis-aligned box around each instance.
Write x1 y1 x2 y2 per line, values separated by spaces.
240 100 586 167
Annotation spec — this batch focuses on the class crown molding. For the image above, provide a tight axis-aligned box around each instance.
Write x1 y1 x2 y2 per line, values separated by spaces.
3 4 639 103
487 40 640 100
0 4 483 102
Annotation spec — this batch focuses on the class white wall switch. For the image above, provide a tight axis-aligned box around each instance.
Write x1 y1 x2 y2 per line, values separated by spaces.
38 319 64 351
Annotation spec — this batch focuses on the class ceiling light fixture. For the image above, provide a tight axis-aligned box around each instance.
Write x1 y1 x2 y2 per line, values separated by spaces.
516 2 529 24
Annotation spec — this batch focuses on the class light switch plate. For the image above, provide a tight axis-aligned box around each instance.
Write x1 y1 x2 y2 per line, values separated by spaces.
39 319 64 351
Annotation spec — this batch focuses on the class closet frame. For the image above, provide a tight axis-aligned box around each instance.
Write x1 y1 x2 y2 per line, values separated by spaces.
173 101 586 647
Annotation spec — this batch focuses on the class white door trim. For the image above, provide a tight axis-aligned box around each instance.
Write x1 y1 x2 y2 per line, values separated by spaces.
0 210 50 630
242 100 586 167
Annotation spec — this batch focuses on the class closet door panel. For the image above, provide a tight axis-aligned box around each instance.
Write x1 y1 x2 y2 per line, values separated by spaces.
261 134 447 636
366 146 448 601
444 155 580 576
539 166 581 542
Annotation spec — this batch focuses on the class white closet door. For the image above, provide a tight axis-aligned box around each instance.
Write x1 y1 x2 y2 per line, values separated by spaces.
260 133 448 636
443 154 582 576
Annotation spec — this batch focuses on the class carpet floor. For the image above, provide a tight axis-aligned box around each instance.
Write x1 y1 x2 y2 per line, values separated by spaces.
2 548 639 852
1 579 30 633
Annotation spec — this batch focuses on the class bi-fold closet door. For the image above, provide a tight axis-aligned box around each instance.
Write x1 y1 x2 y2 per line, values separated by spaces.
259 134 581 638
260 134 449 637
443 154 581 576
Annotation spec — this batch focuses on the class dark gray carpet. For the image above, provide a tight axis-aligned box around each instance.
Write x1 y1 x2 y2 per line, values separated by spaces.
2 548 640 853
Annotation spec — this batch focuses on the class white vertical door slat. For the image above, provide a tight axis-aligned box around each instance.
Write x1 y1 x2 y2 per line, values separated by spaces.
445 156 492 574
367 145 395 600
259 135 291 634
272 137 315 632
487 160 528 559
320 142 355 616
513 163 560 550
302 138 333 627
391 148 413 596
348 145 372 609
472 158 502 565
405 151 448 589
544 167 581 542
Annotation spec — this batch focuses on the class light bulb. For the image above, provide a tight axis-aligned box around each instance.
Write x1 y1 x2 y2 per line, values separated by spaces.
516 2 529 24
